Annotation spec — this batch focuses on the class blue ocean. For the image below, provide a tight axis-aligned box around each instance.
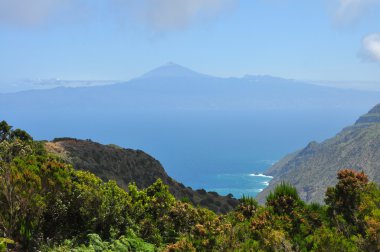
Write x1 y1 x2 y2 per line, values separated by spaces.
2 108 366 198
192 172 274 198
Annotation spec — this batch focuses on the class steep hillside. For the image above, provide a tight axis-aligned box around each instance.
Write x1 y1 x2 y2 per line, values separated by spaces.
356 103 380 124
45 138 238 213
257 103 380 204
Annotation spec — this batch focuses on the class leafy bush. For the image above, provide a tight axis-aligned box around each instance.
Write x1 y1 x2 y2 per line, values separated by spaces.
236 195 259 219
0 238 14 252
43 232 155 252
1 121 380 251
266 182 301 209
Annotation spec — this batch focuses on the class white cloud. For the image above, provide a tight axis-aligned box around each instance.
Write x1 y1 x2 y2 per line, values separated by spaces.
112 0 237 31
0 0 236 30
360 33 380 62
0 0 74 26
333 0 380 23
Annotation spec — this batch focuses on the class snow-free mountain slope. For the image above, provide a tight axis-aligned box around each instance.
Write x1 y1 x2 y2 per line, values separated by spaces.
257 103 380 204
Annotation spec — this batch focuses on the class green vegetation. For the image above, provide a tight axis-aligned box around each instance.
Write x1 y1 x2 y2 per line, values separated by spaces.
0 120 379 251
46 138 239 214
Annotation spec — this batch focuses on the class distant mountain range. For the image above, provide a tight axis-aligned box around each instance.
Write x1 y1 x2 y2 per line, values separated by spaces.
257 103 380 204
0 63 379 112
0 79 117 93
1 63 379 193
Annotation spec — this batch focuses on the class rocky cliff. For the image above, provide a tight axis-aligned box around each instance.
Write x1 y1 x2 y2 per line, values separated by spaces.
45 138 238 213
257 103 380 204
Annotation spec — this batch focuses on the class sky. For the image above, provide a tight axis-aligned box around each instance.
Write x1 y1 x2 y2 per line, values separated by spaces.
1 0 380 85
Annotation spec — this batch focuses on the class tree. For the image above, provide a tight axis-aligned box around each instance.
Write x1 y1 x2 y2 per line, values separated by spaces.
10 129 32 142
325 169 369 235
0 121 11 142
0 149 42 248
266 182 302 215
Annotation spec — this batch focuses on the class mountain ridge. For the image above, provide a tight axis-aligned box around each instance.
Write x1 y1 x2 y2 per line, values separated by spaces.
257 103 380 203
44 138 239 214
138 62 212 80
2 64 377 111
356 103 380 124
2 63 378 95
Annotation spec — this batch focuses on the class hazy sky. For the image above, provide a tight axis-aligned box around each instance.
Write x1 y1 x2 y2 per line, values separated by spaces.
1 0 380 83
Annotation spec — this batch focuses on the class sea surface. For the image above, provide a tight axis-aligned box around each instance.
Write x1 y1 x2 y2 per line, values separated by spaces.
192 172 274 199
2 108 366 198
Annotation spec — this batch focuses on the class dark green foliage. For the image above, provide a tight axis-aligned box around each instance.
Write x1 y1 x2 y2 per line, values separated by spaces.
0 121 379 251
267 182 301 203
46 137 239 214
10 129 33 142
236 195 258 219
325 169 380 250
266 182 303 215
42 232 155 252
309 227 359 252
0 120 32 143
325 169 369 231
0 121 12 142
180 197 191 203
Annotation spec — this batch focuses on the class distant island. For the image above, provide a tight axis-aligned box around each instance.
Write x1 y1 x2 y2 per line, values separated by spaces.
1 63 379 195
2 0 380 250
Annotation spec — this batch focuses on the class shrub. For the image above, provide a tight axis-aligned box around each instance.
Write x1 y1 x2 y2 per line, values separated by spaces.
266 182 302 215
236 195 258 219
